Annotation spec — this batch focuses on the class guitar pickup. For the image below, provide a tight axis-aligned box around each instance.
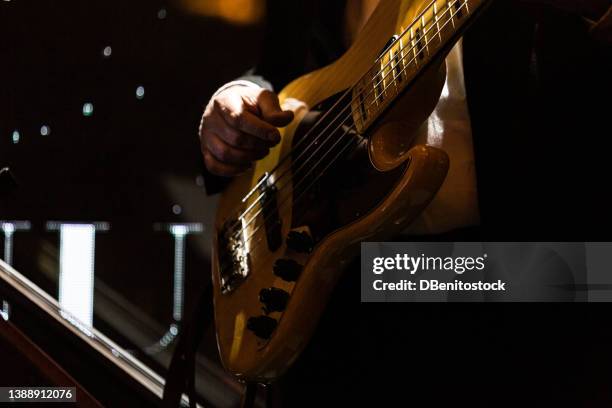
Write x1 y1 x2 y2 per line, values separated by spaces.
258 175 282 252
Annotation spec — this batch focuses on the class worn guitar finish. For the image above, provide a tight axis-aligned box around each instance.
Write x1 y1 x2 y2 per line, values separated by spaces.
212 0 489 382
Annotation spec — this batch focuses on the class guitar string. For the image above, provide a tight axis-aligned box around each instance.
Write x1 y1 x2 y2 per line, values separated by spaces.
224 2 467 244
219 0 454 234
218 4 470 270
221 1 467 246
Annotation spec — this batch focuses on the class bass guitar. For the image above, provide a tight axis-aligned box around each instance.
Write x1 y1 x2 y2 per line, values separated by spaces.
212 0 490 382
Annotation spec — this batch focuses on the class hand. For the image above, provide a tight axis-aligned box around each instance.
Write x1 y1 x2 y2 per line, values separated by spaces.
199 84 294 176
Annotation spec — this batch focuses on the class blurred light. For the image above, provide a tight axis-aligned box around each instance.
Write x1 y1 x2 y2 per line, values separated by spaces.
157 8 167 19
11 130 20 144
1 221 31 266
195 175 204 187
1 223 14 265
170 225 188 236
0 301 9 322
2 223 15 235
169 225 188 320
178 0 265 25
172 204 182 215
145 222 203 355
59 224 95 326
136 85 145 99
40 125 50 136
103 46 112 57
83 103 94 116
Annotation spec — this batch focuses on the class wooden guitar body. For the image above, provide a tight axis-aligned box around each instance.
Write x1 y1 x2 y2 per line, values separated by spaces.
212 0 488 382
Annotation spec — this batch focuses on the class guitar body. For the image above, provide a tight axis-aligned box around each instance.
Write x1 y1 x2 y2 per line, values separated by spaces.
212 0 487 382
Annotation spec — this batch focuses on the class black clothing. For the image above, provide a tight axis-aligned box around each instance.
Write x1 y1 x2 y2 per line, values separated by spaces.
463 2 612 241
203 1 612 406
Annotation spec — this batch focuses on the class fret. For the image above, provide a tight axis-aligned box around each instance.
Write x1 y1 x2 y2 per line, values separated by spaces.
414 25 425 61
392 46 404 84
398 36 405 82
409 28 416 64
433 2 442 44
421 16 430 57
442 1 455 39
373 59 384 105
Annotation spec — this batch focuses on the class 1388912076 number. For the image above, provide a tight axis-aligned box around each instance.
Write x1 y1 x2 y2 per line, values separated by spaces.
0 387 76 402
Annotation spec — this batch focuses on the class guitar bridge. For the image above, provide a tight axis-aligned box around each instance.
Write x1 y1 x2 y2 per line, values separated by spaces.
218 219 251 294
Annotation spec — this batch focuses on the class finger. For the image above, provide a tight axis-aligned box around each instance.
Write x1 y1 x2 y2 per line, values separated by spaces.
216 99 281 143
258 90 294 127
205 131 269 165
201 109 275 149
215 123 277 151
203 149 250 177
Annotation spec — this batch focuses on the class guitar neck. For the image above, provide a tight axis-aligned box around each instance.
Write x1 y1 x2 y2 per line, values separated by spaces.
351 0 488 134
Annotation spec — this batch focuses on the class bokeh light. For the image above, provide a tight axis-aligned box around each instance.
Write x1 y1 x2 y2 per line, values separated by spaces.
178 0 265 25
136 86 145 100
40 125 50 136
12 130 20 144
83 103 94 116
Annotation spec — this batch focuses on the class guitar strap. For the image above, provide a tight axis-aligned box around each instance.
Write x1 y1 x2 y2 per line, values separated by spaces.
162 280 213 408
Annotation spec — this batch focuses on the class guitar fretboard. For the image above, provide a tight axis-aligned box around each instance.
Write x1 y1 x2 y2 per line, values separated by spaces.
351 0 485 133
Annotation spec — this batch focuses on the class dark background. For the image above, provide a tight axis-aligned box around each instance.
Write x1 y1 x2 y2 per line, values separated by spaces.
2 1 612 407
1 1 265 406
0 0 262 327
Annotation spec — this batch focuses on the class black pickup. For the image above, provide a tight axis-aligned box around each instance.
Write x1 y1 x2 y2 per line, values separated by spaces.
258 177 282 252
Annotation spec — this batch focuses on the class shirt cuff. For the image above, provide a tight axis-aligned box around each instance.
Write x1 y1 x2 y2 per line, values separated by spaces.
211 79 263 98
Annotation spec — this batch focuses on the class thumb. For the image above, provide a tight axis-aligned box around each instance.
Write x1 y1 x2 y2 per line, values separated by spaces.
258 90 294 127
